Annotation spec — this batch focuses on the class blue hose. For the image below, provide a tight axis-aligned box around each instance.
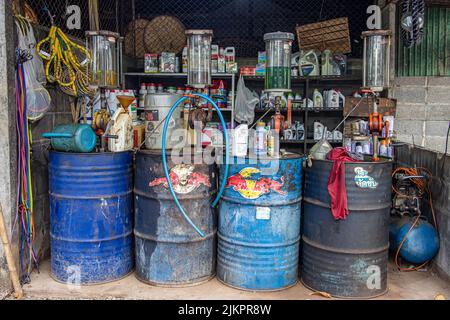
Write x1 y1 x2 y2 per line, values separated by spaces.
161 93 230 237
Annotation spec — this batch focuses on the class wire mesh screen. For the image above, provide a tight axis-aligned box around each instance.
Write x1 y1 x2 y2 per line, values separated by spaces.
20 0 119 39
120 0 374 58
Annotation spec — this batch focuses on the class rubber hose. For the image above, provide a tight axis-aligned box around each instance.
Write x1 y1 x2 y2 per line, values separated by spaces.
161 93 230 237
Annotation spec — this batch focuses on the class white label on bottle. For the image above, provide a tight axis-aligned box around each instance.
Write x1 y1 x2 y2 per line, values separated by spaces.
256 207 271 220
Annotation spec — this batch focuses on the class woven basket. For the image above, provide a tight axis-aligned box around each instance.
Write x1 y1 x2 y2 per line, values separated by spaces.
144 15 186 54
124 19 150 58
296 17 351 54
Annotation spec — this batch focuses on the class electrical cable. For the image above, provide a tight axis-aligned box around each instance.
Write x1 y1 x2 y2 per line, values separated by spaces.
161 93 230 237
15 49 39 282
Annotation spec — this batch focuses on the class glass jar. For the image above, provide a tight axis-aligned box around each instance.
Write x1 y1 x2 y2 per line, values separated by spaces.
185 29 213 88
86 31 121 89
362 30 391 92
264 32 294 93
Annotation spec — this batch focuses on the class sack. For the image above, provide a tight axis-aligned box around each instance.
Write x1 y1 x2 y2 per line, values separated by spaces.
235 75 259 124
16 20 51 121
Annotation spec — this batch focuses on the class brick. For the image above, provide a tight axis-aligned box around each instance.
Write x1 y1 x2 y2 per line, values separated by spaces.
427 86 449 104
396 120 424 135
397 134 424 146
425 121 450 136
427 77 450 87
393 87 426 104
396 103 426 120
395 77 427 86
425 136 448 153
426 105 450 121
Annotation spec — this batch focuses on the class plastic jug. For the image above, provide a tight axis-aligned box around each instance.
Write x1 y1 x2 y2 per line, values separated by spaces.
327 89 340 109
300 50 319 76
313 89 324 108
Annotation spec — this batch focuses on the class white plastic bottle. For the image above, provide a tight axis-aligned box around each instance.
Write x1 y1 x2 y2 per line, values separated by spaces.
255 122 267 156
337 89 346 109
313 89 323 108
327 89 340 109
233 124 249 157
139 83 147 109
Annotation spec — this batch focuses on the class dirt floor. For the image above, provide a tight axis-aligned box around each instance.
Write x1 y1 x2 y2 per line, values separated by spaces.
10 259 449 300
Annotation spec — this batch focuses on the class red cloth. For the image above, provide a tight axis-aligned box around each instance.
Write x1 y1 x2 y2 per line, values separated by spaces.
327 148 361 220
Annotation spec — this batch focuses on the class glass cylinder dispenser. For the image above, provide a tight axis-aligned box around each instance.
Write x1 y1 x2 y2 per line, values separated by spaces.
264 32 295 93
362 30 392 92
185 29 213 88
86 30 122 89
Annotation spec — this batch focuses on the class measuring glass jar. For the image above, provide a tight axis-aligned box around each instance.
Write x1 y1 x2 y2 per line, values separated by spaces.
264 32 295 93
186 29 213 89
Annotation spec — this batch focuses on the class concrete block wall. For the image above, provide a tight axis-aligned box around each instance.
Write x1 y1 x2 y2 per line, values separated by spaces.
392 77 450 153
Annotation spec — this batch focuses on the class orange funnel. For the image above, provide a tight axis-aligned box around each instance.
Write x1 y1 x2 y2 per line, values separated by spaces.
116 95 135 111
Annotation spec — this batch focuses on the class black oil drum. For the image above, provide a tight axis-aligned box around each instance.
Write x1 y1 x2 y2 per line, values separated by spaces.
301 158 393 298
134 149 217 287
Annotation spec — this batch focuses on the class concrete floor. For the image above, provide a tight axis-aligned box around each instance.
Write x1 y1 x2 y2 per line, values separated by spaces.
17 260 450 300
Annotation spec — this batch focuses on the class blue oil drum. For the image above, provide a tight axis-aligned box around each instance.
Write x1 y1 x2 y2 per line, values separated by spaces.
217 153 304 291
134 150 217 286
301 158 392 298
49 151 134 284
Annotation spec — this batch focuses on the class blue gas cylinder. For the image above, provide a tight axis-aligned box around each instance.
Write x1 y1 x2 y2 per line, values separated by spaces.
395 217 439 264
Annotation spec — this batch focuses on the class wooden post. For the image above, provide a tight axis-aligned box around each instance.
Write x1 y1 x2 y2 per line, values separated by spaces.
88 0 100 31
0 204 23 299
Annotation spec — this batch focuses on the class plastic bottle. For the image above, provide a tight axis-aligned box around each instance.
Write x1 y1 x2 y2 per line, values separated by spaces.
139 83 147 109
327 89 340 109
233 124 249 157
380 140 388 157
337 90 346 109
146 83 155 95
255 122 267 156
313 89 323 108
176 87 185 95
182 46 188 73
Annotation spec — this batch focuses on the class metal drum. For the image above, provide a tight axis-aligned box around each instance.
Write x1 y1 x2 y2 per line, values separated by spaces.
301 159 392 298
49 151 134 284
134 149 217 286
217 153 303 291
144 93 183 150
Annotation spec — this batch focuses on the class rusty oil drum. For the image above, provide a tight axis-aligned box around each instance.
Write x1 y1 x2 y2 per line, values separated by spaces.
301 158 393 298
134 149 217 286
218 153 304 291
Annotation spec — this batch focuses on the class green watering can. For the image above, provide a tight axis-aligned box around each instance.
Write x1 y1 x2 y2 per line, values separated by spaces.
43 124 97 153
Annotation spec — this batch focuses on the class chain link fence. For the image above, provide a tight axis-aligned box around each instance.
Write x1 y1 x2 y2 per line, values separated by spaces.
19 0 119 39
120 0 373 58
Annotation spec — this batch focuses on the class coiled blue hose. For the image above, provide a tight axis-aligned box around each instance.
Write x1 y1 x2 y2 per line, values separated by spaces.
161 93 230 237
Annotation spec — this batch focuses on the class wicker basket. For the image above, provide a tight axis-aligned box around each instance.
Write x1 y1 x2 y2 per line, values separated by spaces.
296 17 351 54
144 15 186 54
124 19 150 58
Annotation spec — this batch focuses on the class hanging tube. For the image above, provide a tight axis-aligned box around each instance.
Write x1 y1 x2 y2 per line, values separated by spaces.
161 93 230 237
